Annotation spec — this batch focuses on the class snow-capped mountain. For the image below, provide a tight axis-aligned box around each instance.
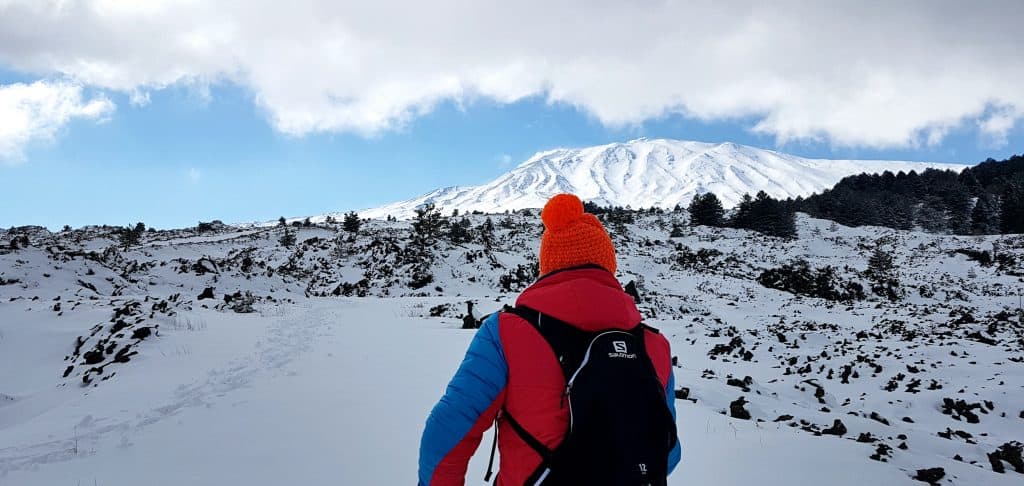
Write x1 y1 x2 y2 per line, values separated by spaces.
356 139 968 219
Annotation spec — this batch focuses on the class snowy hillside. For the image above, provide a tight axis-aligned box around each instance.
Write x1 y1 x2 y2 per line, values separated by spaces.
354 139 968 219
1 213 1022 486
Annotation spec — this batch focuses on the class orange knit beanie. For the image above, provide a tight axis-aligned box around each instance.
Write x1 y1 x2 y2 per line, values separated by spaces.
539 194 617 276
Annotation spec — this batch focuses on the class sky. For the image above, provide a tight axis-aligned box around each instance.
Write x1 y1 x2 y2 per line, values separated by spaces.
1 0 1023 230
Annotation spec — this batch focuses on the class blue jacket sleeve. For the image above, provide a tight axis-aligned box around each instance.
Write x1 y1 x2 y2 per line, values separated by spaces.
418 313 508 486
667 370 682 474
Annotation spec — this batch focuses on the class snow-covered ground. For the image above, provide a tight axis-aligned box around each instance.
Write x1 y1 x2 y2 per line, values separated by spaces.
1 213 1022 485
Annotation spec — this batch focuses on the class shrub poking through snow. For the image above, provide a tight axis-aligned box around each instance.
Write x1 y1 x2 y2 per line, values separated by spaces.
757 259 865 302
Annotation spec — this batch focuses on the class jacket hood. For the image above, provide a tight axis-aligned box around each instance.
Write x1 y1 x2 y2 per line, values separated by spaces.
515 266 642 331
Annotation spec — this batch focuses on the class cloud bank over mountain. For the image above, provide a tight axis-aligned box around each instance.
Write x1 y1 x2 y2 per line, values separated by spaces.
1 0 1022 157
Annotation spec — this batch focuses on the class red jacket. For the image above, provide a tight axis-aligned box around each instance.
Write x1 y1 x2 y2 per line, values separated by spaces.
419 267 681 485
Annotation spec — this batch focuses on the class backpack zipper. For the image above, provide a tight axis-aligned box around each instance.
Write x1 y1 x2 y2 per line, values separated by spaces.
565 330 635 432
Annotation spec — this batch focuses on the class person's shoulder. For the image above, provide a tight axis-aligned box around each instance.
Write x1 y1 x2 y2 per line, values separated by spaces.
494 308 534 330
642 325 672 353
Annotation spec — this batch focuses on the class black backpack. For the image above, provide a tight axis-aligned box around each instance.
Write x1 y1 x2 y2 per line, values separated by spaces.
484 306 678 485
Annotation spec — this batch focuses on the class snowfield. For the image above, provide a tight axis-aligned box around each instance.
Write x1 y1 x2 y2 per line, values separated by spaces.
1 212 1022 485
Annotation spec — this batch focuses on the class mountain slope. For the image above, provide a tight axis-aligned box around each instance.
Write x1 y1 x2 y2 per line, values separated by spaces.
355 139 968 219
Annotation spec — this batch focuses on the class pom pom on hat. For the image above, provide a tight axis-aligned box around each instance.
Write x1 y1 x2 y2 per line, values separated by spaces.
538 193 617 275
541 193 585 232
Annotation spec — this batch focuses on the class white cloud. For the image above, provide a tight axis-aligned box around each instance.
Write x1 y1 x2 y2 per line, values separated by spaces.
498 154 513 166
978 106 1020 147
128 88 150 107
0 0 1021 148
188 167 201 182
0 79 115 162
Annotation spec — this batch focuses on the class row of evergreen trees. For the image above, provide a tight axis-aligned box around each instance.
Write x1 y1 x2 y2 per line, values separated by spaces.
687 191 797 238
795 154 1024 234
278 212 363 233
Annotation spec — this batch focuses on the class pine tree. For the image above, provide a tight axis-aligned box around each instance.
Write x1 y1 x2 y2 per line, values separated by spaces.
1000 178 1024 234
343 211 361 233
279 228 296 247
916 204 947 233
479 217 496 249
970 194 999 235
447 217 472 244
866 247 894 280
688 193 725 227
866 247 901 301
769 206 798 239
412 204 445 243
119 222 145 250
946 190 972 235
731 192 795 238
751 191 773 229
731 194 755 230
583 201 606 214
405 204 446 289
499 215 516 230
278 217 287 227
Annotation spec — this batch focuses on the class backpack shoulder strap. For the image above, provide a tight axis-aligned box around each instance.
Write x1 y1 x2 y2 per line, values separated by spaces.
502 408 552 459
499 306 582 469
504 306 590 381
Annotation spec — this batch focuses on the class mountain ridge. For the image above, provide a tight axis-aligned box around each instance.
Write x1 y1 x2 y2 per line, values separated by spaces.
337 139 969 220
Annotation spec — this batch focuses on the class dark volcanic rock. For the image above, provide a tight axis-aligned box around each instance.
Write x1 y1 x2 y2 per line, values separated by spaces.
966 331 997 345
82 346 104 365
729 397 751 420
989 441 1024 474
726 376 753 392
429 303 449 317
914 467 944 485
870 443 893 462
131 327 151 340
941 398 984 424
108 319 130 335
856 432 877 443
821 419 847 436
990 452 1007 474
198 287 215 300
